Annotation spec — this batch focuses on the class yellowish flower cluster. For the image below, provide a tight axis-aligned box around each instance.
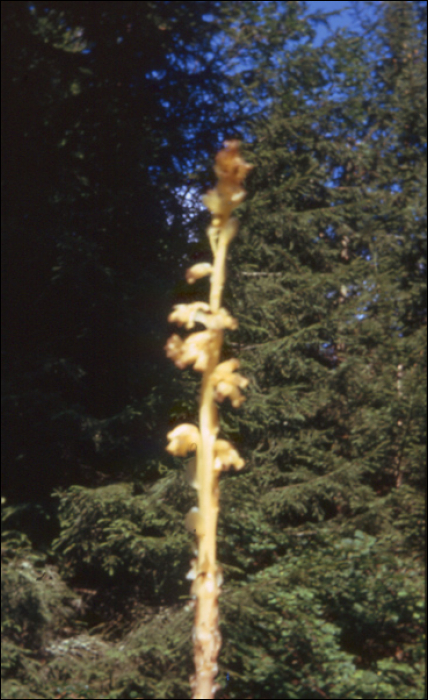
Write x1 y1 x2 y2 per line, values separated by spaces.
166 423 199 457
165 330 215 372
211 359 248 408
165 140 252 700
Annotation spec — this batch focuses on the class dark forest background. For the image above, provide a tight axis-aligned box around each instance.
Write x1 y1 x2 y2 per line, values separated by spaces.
1 2 426 699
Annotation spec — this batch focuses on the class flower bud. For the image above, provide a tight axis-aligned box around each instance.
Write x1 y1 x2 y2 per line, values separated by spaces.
186 263 213 284
166 424 199 456
213 439 244 471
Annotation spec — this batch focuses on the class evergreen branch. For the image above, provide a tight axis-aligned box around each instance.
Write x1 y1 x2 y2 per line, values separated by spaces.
241 271 286 277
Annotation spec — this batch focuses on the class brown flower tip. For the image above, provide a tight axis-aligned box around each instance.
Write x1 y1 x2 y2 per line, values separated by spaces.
214 140 253 187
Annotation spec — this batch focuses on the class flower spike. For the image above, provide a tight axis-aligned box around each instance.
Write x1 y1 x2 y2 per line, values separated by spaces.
165 141 252 699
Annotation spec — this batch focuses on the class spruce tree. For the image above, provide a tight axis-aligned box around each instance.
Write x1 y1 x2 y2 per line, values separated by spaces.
1 0 235 501
1 2 425 698
210 1 426 697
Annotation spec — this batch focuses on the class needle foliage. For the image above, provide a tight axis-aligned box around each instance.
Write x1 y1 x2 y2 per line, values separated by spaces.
1 2 426 699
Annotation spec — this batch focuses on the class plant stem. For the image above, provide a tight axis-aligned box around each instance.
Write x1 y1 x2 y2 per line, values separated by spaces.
191 233 228 699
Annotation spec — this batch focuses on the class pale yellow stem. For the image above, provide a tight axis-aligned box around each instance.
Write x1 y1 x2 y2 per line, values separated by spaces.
166 141 252 699
191 227 229 699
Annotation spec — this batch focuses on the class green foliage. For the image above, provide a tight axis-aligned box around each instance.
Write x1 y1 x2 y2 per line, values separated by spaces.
52 477 193 602
2 479 196 699
1 1 426 699
2 0 230 500
1 545 81 698
219 529 424 699
218 2 425 698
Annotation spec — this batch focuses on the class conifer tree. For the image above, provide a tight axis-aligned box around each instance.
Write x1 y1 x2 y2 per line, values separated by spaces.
1 0 235 500
207 1 426 697
1 3 425 698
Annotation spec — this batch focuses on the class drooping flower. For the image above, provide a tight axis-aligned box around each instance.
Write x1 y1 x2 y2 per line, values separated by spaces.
213 439 244 472
186 263 213 285
203 142 253 227
168 303 237 332
164 334 184 366
202 308 238 331
165 331 214 371
215 140 254 188
168 302 211 329
211 358 239 376
214 140 253 206
211 359 249 407
166 423 199 456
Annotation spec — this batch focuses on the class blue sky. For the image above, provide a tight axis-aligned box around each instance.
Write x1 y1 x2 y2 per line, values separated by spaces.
305 1 371 44
307 1 353 28
177 1 370 225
